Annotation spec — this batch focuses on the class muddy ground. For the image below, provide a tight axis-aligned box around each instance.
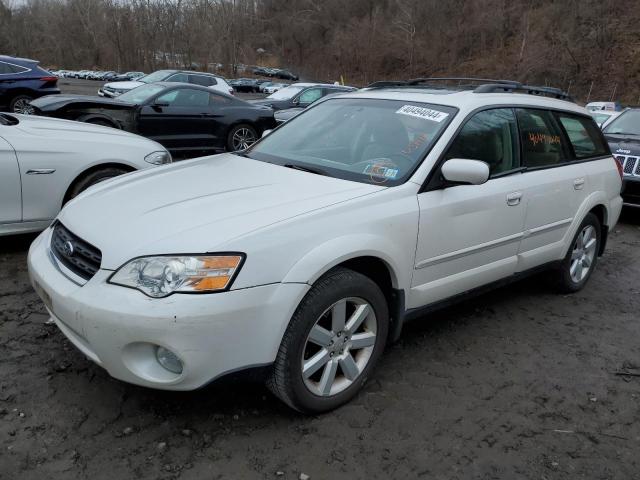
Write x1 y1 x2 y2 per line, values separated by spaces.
1 209 639 480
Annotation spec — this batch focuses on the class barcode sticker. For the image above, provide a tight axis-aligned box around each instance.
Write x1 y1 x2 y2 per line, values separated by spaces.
396 105 449 122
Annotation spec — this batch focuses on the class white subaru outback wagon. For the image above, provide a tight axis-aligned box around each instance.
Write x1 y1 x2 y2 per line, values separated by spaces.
28 79 623 413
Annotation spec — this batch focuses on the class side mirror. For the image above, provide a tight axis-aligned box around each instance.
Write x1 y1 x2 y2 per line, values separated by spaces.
441 159 490 186
292 98 300 105
153 101 169 108
262 129 272 138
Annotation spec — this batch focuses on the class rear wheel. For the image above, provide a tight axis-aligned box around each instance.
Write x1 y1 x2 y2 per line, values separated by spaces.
67 167 129 202
10 95 34 114
268 267 389 413
552 213 601 293
227 124 258 151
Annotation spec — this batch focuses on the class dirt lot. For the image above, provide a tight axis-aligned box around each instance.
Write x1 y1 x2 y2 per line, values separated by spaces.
1 208 639 479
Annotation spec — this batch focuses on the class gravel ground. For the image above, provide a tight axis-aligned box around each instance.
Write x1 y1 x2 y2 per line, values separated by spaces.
1 208 639 480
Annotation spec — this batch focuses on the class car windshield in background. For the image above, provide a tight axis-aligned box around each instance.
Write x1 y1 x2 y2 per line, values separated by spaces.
138 70 173 84
267 85 305 100
247 98 456 186
603 110 640 136
117 84 166 104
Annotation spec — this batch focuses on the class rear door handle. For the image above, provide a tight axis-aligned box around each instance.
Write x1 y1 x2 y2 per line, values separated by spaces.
506 192 522 206
574 178 585 190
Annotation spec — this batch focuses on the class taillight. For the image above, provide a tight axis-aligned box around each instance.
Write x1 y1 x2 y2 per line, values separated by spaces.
614 156 624 180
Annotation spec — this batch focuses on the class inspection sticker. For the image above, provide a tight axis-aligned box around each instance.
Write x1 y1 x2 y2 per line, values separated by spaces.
363 164 399 179
396 105 449 122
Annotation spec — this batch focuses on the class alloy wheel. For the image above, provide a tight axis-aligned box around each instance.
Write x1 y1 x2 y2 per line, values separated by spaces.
301 297 377 397
13 98 34 115
570 225 597 283
231 127 257 150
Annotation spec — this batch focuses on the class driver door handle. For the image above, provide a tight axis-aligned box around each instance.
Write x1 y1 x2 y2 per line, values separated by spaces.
506 192 522 206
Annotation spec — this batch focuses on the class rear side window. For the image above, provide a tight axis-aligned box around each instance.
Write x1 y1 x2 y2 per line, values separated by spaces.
445 108 519 175
0 61 27 74
556 113 609 159
189 74 217 86
516 109 565 168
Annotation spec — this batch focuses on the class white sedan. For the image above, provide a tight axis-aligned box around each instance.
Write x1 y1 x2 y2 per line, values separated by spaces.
0 112 171 236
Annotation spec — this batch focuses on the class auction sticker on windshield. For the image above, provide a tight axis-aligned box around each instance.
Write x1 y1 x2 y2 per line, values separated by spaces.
396 105 449 122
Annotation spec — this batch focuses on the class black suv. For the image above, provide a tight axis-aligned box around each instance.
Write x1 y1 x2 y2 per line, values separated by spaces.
602 108 640 207
0 56 60 113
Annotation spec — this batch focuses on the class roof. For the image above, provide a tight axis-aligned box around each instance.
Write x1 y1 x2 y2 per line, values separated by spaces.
0 55 38 65
340 88 589 116
290 82 355 89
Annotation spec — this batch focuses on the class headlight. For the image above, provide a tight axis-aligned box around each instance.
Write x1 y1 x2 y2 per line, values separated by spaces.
109 254 244 298
145 151 172 165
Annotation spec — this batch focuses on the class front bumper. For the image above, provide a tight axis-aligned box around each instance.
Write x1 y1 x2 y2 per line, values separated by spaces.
27 228 309 390
622 178 640 207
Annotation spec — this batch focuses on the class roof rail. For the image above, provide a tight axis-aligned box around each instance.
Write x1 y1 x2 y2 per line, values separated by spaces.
474 82 573 101
365 77 574 102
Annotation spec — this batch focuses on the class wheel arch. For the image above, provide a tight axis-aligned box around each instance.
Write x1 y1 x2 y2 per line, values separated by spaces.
62 162 136 206
562 192 612 258
76 113 120 128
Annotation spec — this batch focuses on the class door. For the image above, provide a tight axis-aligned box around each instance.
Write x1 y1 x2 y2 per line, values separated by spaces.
137 87 218 151
0 135 21 224
515 108 589 270
410 108 527 308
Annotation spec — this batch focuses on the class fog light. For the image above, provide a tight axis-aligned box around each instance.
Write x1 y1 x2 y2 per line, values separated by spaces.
156 346 183 374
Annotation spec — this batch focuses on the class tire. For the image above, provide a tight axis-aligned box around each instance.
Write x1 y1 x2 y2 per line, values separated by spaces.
67 167 129 202
267 267 389 414
226 124 258 151
552 212 601 293
9 95 34 114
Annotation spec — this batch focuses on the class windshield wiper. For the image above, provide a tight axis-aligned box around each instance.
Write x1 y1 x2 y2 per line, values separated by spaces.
283 163 329 176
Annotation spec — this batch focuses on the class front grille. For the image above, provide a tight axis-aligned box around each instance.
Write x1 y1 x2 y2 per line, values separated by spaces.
51 222 102 281
617 155 640 177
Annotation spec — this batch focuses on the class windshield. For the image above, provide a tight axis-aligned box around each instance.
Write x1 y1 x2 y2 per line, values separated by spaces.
139 70 173 84
267 85 305 100
117 84 167 104
247 98 456 186
603 110 640 136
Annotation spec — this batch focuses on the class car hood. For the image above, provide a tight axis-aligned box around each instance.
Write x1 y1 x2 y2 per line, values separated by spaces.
59 153 383 269
103 80 144 90
30 94 134 111
10 113 150 143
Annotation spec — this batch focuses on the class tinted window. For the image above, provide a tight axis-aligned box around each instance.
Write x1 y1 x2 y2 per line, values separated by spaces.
445 109 519 175
190 74 216 86
0 62 12 74
603 109 640 136
209 93 231 104
516 109 564 168
556 113 609 159
298 88 324 105
166 73 189 83
156 88 210 107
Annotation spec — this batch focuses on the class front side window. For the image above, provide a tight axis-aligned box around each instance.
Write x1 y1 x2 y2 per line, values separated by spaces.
248 98 456 186
117 84 166 104
298 88 324 105
556 113 609 159
167 73 189 83
516 109 565 168
603 109 640 136
139 70 175 83
155 88 210 107
445 108 519 175
267 85 305 100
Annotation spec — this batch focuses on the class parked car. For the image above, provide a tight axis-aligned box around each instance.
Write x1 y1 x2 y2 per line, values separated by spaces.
99 70 233 98
602 108 640 207
28 79 622 413
231 78 260 93
253 83 357 110
30 82 276 155
0 55 60 114
114 71 145 82
590 110 619 128
0 111 170 236
275 69 299 81
262 83 288 95
586 101 621 112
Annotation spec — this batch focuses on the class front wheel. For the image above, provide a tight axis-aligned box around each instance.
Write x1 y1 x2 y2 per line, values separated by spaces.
66 167 129 203
552 212 601 293
268 267 389 413
227 124 258 151
10 95 34 114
